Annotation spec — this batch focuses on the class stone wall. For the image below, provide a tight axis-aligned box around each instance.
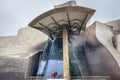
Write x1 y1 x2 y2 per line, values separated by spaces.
106 19 120 35
85 21 120 80
0 27 48 80
0 27 48 57
106 19 120 53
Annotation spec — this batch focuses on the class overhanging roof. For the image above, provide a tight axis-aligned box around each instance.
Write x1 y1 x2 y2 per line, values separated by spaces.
29 6 95 39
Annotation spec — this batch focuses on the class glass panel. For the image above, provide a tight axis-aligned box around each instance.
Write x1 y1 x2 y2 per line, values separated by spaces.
37 38 63 78
37 35 91 78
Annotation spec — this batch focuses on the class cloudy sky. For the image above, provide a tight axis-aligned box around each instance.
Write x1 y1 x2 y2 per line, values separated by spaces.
0 0 120 36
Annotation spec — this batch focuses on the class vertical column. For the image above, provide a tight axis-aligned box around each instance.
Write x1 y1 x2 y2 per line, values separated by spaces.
63 25 70 80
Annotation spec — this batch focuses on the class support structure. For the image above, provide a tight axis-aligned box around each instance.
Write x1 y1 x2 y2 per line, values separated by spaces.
29 3 95 79
63 25 70 80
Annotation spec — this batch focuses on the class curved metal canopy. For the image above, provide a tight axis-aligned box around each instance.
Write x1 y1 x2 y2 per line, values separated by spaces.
29 6 95 39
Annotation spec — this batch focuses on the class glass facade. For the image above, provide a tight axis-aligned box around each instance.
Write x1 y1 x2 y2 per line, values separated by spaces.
37 36 91 78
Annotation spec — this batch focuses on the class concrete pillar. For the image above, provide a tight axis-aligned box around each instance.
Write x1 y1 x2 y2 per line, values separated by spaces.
63 25 70 80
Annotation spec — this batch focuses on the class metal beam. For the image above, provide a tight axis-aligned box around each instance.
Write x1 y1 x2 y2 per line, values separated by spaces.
51 16 61 27
31 26 53 39
38 23 55 39
39 23 54 33
79 14 88 32
66 13 71 29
